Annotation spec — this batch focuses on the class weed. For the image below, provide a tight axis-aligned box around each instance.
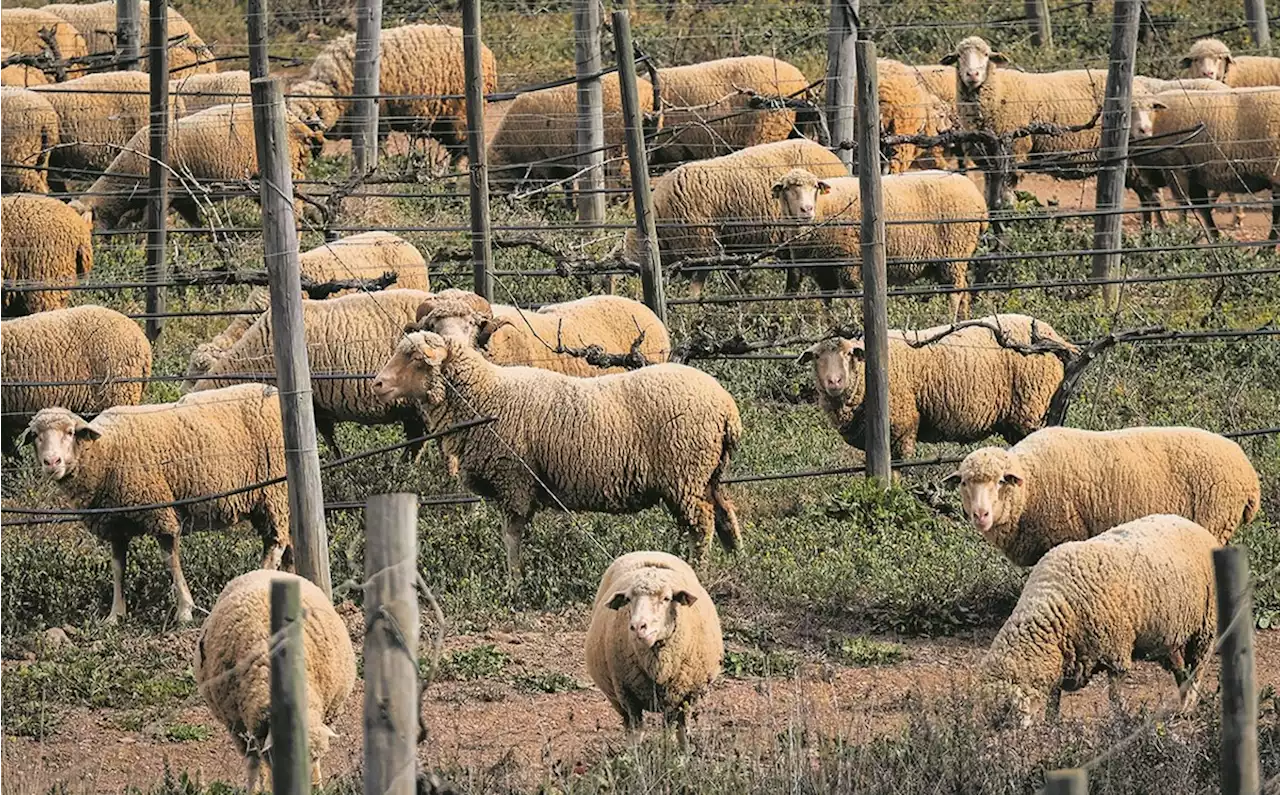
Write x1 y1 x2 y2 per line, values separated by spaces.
828 635 909 667
512 671 581 694
438 644 510 681
723 648 801 679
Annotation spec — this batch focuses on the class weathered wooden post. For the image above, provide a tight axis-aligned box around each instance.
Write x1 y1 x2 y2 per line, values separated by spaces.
363 493 420 795
144 0 169 342
1245 0 1272 53
574 0 606 227
352 0 382 175
612 10 665 322
825 0 858 169
116 0 141 70
269 578 310 794
1091 0 1139 306
462 0 494 301
1214 547 1259 795
854 41 890 483
250 76 333 598
1045 768 1088 794
246 0 269 80
1026 0 1053 47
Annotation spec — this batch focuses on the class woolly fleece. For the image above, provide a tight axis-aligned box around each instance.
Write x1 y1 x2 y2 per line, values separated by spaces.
0 193 94 315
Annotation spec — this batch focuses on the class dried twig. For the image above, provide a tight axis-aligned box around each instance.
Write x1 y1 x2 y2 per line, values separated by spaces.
552 318 652 370
1045 325 1165 425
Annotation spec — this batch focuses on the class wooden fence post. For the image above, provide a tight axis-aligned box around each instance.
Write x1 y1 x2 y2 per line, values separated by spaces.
854 41 890 483
116 0 141 70
269 577 310 794
363 493 420 795
1026 0 1053 47
1214 547 1259 795
574 0 606 230
1090 0 1139 307
462 0 494 301
246 0 269 80
1045 768 1088 794
249 77 333 599
825 0 858 169
612 10 665 322
144 0 169 342
352 0 382 175
1245 0 1272 53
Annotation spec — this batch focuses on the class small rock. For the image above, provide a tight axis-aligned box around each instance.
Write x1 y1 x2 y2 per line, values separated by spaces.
41 627 71 651
60 624 80 638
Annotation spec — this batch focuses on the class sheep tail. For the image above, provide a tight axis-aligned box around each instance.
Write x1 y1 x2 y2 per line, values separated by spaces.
711 412 742 552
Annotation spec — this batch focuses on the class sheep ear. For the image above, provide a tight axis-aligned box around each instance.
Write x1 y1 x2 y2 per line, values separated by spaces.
771 181 786 198
1178 56 1193 69
414 340 448 367
796 343 820 365
940 53 959 66
476 317 514 348
816 181 832 195
672 590 697 607
414 300 436 324
1224 54 1236 64
999 472 1023 487
847 345 865 361
16 425 34 447
75 419 101 441
1151 99 1168 111
942 471 962 488
403 322 421 335
989 52 1008 65
607 592 630 610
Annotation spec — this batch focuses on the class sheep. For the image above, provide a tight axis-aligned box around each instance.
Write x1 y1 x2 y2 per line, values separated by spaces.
771 167 986 319
944 425 1261 567
649 56 810 165
1 47 50 88
179 288 270 392
585 551 723 746
79 102 323 228
299 231 429 293
1181 38 1280 88
371 331 743 574
194 569 357 792
981 515 1219 725
171 70 252 117
487 72 652 197
41 2 216 76
295 24 496 156
33 71 185 186
799 315 1076 458
1 305 150 455
0 9 88 70
1 86 59 194
876 59 958 172
640 139 849 296
26 384 292 623
412 289 671 375
191 290 434 456
1 193 93 316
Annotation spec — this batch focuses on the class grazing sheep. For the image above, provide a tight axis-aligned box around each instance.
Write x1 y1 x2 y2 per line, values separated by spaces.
640 139 849 296
875 59 959 172
295 23 496 155
299 231 429 293
771 168 986 319
799 315 1076 457
1 86 58 194
372 331 743 573
80 102 323 228
412 289 670 375
1 8 88 70
650 56 810 165
488 72 652 196
1 305 150 455
982 515 1219 725
1 47 50 88
191 290 434 456
945 425 1261 566
41 2 215 76
171 70 252 116
34 72 185 185
1 193 93 316
27 384 291 623
585 551 723 745
179 288 270 392
194 569 356 792
1181 38 1280 88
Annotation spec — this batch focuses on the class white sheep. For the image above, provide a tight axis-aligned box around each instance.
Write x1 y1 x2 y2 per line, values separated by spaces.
1 193 94 315
171 70 252 117
982 514 1219 725
1 46 50 88
299 231 429 293
41 2 215 76
26 385 292 623
585 551 723 746
1 86 58 194
194 569 357 791
945 425 1261 566
371 331 743 573
1 8 88 71
1181 38 1280 87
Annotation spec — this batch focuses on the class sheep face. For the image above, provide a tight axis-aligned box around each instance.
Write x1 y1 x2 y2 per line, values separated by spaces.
771 168 831 221
372 331 448 405
607 578 698 649
979 679 1037 728
798 338 864 400
27 408 100 481
940 37 1006 94
1181 40 1233 82
943 447 1027 539
1129 95 1167 140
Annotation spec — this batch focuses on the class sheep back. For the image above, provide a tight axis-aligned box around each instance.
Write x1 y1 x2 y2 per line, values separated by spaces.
1 86 58 194
0 193 94 315
1 47 50 88
1226 55 1280 87
171 71 252 117
490 295 671 374
1 9 88 67
298 231 429 293
1142 86 1280 194
41 2 215 76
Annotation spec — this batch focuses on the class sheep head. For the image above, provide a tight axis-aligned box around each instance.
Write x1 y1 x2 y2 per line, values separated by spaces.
414 289 514 349
606 568 697 650
798 337 866 403
1128 90 1168 140
373 331 450 406
771 168 831 222
27 407 100 481
1181 38 1233 82
940 36 1006 94
943 446 1028 544
286 79 345 132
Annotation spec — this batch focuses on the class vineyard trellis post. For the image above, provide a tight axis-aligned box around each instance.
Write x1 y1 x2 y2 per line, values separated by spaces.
853 41 891 483
573 0 607 260
269 577 310 795
1026 0 1052 47
1045 768 1088 794
352 0 382 176
144 0 169 342
1091 0 1139 307
249 76 333 599
1214 547 1259 795
463 0 494 302
613 9 666 323
1245 0 1272 52
363 493 421 795
825 0 858 169
247 0 269 79
116 0 141 71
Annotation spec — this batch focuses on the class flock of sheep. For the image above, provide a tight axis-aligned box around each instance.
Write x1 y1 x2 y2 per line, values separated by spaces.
0 3 1275 786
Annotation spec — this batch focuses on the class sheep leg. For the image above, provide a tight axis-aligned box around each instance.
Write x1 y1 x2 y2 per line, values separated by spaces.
673 497 715 569
157 532 195 623
256 504 290 571
501 512 528 580
107 535 130 623
1188 182 1220 240
667 705 691 751
1169 647 1204 711
1270 187 1280 245
317 417 342 458
1044 684 1062 723
1107 671 1127 712
246 756 262 793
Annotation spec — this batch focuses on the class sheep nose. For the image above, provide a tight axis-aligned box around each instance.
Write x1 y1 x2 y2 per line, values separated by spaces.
43 455 61 467
824 377 843 391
